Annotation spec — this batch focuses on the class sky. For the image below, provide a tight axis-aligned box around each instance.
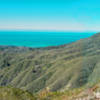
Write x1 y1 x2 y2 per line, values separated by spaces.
0 0 100 32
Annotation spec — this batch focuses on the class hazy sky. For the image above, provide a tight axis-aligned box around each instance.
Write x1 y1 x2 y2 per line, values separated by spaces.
0 0 100 32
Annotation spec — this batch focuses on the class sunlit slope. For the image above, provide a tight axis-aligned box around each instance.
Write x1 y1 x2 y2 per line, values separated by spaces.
0 32 100 93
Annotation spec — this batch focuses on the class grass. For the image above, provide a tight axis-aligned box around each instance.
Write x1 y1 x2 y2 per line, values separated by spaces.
0 86 36 100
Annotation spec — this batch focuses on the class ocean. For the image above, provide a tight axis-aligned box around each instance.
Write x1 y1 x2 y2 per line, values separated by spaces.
0 31 95 48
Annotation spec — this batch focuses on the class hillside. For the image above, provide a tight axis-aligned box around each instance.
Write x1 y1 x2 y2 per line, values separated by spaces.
37 81 100 100
0 87 36 100
0 82 100 100
0 32 100 94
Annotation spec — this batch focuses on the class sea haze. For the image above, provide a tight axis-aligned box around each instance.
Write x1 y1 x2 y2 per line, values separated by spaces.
0 31 95 48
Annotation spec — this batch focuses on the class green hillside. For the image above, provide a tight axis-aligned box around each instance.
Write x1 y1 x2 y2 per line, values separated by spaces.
0 87 36 100
0 32 100 94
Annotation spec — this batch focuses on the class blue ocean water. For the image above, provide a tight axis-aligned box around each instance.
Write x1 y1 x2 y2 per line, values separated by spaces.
0 31 95 48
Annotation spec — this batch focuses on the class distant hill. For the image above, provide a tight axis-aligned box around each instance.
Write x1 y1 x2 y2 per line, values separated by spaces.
0 32 100 94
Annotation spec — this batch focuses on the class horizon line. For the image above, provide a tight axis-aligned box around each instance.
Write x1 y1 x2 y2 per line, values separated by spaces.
0 29 98 33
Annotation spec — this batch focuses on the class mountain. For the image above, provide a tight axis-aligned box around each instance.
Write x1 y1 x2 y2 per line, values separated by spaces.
0 32 100 94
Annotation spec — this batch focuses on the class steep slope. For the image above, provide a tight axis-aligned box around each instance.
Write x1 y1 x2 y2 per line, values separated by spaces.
0 32 100 93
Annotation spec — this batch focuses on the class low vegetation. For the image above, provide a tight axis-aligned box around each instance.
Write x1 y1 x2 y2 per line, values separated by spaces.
0 87 36 100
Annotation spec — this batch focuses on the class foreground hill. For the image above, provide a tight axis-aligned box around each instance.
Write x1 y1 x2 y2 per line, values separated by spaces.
0 32 100 93
37 81 100 100
1 82 100 100
0 87 36 100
